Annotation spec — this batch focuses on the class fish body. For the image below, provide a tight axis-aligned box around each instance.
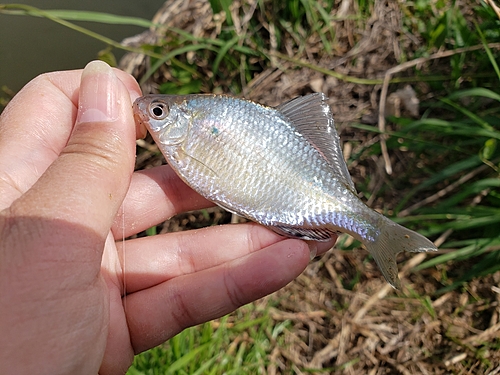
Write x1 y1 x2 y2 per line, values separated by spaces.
133 93 437 288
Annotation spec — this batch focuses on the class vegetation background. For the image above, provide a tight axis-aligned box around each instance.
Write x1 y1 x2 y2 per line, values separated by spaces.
1 0 500 373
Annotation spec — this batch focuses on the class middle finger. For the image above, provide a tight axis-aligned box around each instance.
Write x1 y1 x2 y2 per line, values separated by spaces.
112 165 211 238
118 223 336 294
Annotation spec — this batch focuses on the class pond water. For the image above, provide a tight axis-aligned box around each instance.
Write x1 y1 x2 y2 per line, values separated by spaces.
0 0 165 94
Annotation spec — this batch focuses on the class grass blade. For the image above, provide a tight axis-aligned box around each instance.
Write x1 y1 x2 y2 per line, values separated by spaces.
165 342 212 374
0 3 162 59
212 36 240 78
416 237 500 270
475 22 500 80
140 43 215 85
1 7 157 27
447 87 500 102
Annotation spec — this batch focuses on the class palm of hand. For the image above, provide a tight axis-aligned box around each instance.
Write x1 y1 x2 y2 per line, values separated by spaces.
0 63 335 374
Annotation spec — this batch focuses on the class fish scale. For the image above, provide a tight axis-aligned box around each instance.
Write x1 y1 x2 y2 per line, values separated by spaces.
199 99 309 211
133 93 438 288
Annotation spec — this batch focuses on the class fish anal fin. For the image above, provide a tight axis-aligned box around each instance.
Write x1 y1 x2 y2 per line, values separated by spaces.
276 93 356 192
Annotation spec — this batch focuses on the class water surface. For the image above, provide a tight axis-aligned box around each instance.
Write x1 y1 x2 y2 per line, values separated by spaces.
0 0 165 95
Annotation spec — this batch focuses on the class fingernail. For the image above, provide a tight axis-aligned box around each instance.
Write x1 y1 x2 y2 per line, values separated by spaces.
128 90 141 105
306 241 318 260
76 61 119 123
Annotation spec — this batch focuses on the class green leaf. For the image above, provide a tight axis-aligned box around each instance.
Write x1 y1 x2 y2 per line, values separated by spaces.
0 4 165 59
145 226 157 236
160 80 203 95
212 36 240 78
140 43 216 85
191 356 220 375
208 0 233 25
435 244 500 293
476 22 500 81
429 13 447 48
440 97 494 131
481 138 497 160
97 48 118 67
447 88 500 102
0 5 156 27
416 237 500 270
165 342 212 374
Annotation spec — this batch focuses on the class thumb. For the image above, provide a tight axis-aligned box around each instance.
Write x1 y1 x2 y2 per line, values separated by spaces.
10 61 138 242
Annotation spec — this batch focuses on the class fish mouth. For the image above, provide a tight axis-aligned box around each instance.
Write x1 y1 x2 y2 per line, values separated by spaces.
132 97 149 128
132 97 151 136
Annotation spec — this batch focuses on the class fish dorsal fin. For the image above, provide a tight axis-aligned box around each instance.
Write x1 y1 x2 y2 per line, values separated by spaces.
276 93 356 192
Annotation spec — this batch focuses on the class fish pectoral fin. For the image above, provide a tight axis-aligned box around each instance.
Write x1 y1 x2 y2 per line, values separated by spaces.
272 225 335 241
275 93 356 193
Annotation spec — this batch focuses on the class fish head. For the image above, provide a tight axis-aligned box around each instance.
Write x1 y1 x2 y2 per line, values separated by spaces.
133 95 190 146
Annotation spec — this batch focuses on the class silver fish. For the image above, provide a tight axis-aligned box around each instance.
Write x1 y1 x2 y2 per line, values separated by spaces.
133 93 437 288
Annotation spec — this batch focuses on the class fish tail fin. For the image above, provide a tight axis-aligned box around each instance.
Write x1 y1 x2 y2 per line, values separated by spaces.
366 220 437 289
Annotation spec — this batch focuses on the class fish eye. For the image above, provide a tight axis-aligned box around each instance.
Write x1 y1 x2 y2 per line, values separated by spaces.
149 101 169 120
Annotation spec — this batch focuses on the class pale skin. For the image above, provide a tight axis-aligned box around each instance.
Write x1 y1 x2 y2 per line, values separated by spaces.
0 61 336 375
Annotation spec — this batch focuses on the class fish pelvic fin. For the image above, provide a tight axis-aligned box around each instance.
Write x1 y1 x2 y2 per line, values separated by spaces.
272 225 336 241
366 220 437 289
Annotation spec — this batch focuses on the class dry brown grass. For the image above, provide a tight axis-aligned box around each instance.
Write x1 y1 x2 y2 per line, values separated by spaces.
264 251 500 374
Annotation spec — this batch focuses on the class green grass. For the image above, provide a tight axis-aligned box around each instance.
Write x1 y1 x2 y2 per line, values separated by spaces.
342 78 500 291
127 304 294 375
376 83 500 290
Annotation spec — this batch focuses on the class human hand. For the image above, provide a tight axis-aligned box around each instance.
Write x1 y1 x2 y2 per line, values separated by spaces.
0 61 336 375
